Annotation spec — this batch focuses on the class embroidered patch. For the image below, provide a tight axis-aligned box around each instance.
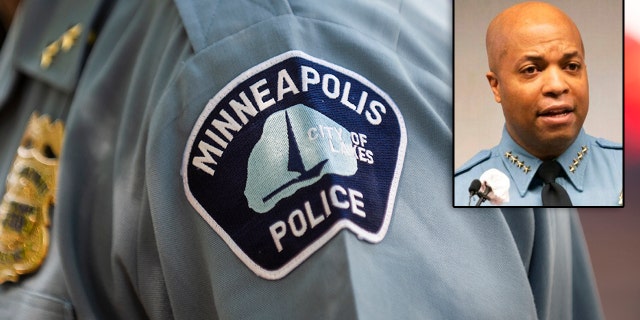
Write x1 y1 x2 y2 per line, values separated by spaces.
182 51 406 279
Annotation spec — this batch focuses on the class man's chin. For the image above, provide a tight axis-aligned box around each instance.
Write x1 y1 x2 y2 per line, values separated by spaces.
536 132 579 156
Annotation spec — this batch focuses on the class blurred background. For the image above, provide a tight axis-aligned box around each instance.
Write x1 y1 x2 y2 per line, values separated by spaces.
578 1 640 319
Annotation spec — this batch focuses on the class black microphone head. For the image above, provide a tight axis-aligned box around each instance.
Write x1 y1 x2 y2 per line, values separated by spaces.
469 179 481 195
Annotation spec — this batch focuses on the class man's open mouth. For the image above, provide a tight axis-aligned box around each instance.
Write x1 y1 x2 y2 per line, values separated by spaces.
538 106 574 117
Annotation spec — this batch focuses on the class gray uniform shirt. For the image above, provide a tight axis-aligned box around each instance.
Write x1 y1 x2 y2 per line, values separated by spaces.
0 0 603 319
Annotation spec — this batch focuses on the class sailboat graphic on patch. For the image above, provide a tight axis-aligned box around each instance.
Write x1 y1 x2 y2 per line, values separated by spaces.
245 104 358 213
261 112 328 202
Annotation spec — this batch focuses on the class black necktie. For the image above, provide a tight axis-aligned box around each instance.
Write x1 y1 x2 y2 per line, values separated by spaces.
536 160 573 206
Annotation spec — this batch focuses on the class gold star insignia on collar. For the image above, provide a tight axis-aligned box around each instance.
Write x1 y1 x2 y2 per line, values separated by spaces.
504 151 531 174
569 145 588 174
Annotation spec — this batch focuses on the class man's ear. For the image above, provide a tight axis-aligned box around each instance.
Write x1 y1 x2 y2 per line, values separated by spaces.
486 71 501 103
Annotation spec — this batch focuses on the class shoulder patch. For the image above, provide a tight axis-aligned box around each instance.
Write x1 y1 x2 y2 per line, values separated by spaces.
182 51 407 279
455 150 491 176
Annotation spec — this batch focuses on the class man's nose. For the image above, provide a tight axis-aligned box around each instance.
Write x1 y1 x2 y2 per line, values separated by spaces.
542 67 570 97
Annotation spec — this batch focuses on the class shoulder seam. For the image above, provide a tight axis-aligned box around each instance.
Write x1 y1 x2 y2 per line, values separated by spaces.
595 138 622 150
455 150 491 176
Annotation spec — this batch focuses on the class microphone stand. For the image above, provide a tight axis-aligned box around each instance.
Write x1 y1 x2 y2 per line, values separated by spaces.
474 185 492 206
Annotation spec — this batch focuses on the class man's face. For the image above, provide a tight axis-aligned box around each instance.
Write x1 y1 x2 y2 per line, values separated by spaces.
487 19 589 159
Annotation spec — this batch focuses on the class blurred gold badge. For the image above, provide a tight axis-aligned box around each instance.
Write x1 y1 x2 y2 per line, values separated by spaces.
0 113 64 284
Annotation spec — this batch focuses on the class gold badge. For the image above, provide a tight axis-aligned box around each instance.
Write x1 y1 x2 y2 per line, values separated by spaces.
0 113 64 284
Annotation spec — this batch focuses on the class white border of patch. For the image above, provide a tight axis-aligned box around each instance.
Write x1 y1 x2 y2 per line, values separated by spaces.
181 50 407 280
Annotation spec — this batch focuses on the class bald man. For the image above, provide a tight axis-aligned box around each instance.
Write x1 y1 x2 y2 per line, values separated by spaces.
455 2 622 207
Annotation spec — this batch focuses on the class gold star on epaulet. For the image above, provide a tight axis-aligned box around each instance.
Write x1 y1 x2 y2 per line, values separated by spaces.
40 23 84 69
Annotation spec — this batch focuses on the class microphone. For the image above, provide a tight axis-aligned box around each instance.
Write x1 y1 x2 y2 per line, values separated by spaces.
469 179 481 195
468 179 482 205
468 168 511 206
475 183 492 206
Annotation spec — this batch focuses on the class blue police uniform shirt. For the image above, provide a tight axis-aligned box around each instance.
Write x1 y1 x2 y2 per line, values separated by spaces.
0 0 604 319
455 127 623 206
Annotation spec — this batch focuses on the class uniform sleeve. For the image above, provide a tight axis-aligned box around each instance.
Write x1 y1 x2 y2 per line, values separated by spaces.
1 0 605 319
145 0 601 319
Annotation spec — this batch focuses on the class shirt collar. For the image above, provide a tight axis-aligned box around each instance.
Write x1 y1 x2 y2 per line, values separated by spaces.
555 129 590 192
498 128 590 197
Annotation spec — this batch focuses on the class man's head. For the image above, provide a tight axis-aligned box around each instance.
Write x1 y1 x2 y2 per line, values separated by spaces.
485 2 588 160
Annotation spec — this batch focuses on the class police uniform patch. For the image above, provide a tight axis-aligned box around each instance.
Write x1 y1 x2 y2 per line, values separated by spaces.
182 50 406 279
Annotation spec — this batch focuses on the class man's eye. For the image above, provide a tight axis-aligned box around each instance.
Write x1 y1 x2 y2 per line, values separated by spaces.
566 63 581 71
522 66 538 74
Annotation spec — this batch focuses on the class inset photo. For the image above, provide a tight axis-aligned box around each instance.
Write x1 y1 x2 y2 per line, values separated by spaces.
453 0 623 207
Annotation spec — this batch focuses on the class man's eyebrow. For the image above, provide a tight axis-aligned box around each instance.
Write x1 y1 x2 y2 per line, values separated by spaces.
514 51 583 65
514 55 545 65
561 50 582 60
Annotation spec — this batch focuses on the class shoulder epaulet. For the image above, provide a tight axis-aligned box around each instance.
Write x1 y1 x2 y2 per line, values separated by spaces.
455 150 491 176
173 1 291 53
595 138 622 150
